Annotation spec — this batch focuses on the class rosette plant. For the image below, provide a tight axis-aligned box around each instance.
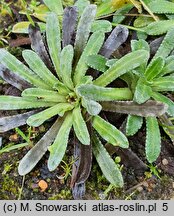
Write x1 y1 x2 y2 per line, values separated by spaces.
0 4 151 198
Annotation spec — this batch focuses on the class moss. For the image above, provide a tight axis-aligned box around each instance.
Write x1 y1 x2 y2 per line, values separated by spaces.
48 189 72 200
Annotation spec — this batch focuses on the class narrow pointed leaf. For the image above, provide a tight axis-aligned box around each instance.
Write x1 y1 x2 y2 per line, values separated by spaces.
151 91 174 116
28 23 53 71
160 55 174 76
0 64 31 91
74 4 97 61
62 6 78 47
145 117 161 163
82 98 102 116
94 50 149 87
60 45 74 90
152 76 174 91
74 31 105 85
46 13 61 77
0 96 56 110
92 132 124 187
93 115 129 148
0 49 51 89
100 25 128 58
126 115 143 136
72 106 90 145
101 100 168 117
18 117 63 175
145 57 165 80
86 55 107 72
48 113 73 171
43 0 63 15
22 50 58 87
22 88 66 103
134 78 152 104
27 103 74 127
0 111 37 133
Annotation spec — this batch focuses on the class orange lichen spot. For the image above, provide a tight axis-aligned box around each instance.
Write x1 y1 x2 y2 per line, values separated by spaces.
38 180 48 192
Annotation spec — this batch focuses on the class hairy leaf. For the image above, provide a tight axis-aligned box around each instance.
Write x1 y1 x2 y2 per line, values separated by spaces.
48 113 73 171
74 0 90 16
151 76 174 91
148 0 174 14
93 115 129 148
22 88 66 102
0 49 50 89
62 6 78 47
151 91 174 117
82 98 102 116
134 16 154 28
131 39 150 52
113 4 133 24
22 50 58 87
134 78 152 104
28 23 53 71
145 117 161 163
60 45 74 90
126 115 143 136
43 0 63 15
91 20 112 33
92 132 124 187
46 13 61 77
101 100 168 117
12 22 46 34
94 50 149 87
159 114 174 142
86 55 107 72
0 111 37 133
72 106 90 145
145 57 165 81
18 117 63 175
0 96 56 110
74 4 97 61
0 64 31 91
27 103 74 127
74 31 105 85
100 25 129 58
160 55 174 76
77 84 132 101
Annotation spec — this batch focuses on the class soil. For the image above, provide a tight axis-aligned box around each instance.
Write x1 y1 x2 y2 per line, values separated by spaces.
0 0 174 200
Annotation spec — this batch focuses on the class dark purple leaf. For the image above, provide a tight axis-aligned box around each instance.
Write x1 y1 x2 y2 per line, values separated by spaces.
62 6 78 47
100 25 129 58
28 23 54 72
150 36 164 56
0 64 32 91
0 110 38 132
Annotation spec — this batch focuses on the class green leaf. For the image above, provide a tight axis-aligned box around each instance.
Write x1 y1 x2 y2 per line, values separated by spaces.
86 54 107 72
18 117 63 175
0 49 50 89
91 20 112 33
151 76 174 91
159 55 174 76
27 103 74 127
72 106 90 145
148 0 174 14
43 0 63 15
153 28 174 60
0 96 56 110
60 45 74 90
22 88 66 103
113 4 133 24
74 0 90 16
74 4 97 60
144 20 174 35
12 22 46 34
77 84 132 101
151 91 174 116
82 98 102 116
46 12 61 77
74 31 105 85
0 143 29 154
92 132 124 187
126 115 143 136
22 50 58 88
93 50 149 87
145 57 165 81
131 39 150 52
106 59 118 68
53 81 71 95
48 113 73 171
145 117 161 163
134 16 154 28
134 78 152 104
92 115 129 148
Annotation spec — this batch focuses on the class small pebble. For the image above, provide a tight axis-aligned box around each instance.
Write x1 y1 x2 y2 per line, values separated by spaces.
162 158 168 166
137 186 143 192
